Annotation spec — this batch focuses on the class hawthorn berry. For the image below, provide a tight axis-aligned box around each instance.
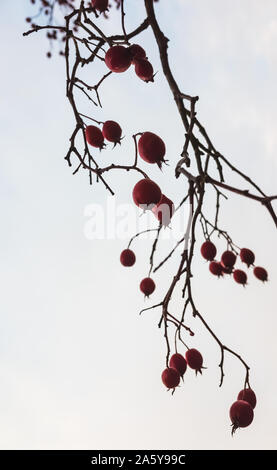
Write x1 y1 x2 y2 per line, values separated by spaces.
233 269 247 285
209 261 224 277
240 248 255 267
105 45 132 73
138 132 166 168
200 241 217 261
120 249 136 267
152 194 175 227
132 179 162 209
85 125 104 149
134 58 154 82
102 120 122 145
220 262 233 275
237 388 257 409
229 400 254 434
91 0 109 13
254 266 268 282
140 277 155 297
185 349 204 374
169 353 187 378
221 250 237 268
161 367 180 389
128 44 147 63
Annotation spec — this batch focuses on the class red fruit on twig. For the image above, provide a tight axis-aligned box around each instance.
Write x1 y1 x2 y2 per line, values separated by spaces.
161 367 180 389
138 132 166 168
140 277 155 297
152 194 175 227
105 45 132 73
254 266 268 282
229 400 254 434
240 248 255 267
91 0 108 13
134 58 154 82
102 120 122 145
221 250 237 268
85 125 105 149
200 241 217 261
132 179 162 209
120 249 136 267
185 349 204 375
128 44 147 63
237 389 257 409
169 353 187 378
233 269 247 285
209 261 224 277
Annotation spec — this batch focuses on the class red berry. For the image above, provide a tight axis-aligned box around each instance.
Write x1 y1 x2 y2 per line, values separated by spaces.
105 45 132 73
169 353 187 377
237 389 257 409
161 367 180 389
138 132 166 168
233 269 247 285
201 241 216 261
140 277 155 297
220 261 233 274
134 58 154 82
128 44 147 63
132 179 162 209
91 0 108 12
185 349 203 374
85 125 104 149
254 266 268 282
240 248 255 267
152 194 174 226
229 400 254 434
209 261 224 277
120 249 136 267
221 250 236 268
102 120 122 144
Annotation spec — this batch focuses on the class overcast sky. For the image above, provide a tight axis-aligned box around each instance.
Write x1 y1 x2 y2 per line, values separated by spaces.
1 0 277 450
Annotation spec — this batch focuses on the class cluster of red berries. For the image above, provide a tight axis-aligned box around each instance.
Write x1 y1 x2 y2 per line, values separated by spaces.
85 120 122 149
119 248 155 295
229 388 256 434
120 249 156 297
105 44 154 82
86 122 174 223
120 180 174 294
120 185 173 294
201 241 268 286
132 179 174 223
88 123 174 287
162 349 204 390
86 121 174 224
163 352 257 435
119 131 174 293
134 132 174 222
118 128 174 288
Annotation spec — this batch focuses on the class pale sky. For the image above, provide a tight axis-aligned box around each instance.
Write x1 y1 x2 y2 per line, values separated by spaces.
1 0 277 450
